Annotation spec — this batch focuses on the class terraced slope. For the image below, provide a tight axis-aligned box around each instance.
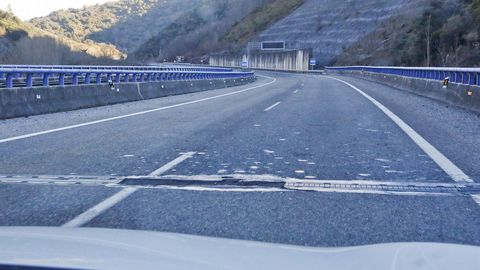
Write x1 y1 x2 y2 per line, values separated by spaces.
256 0 428 65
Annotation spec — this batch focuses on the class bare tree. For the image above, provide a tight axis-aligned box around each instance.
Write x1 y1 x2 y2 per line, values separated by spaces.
425 14 432 67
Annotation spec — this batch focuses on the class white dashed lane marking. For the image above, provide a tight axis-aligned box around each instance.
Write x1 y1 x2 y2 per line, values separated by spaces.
148 152 196 177
62 152 196 227
264 102 281 112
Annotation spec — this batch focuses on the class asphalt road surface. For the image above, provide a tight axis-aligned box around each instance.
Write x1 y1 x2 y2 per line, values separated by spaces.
1 71 480 247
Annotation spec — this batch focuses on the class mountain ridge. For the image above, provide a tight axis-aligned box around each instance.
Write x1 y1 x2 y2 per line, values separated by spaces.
8 0 480 66
0 9 124 64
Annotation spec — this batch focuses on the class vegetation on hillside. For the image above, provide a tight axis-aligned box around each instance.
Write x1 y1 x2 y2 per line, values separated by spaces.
0 10 123 64
31 0 197 53
337 0 480 67
394 0 480 66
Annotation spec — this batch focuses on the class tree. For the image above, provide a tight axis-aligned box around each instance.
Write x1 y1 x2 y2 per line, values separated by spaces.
425 14 432 66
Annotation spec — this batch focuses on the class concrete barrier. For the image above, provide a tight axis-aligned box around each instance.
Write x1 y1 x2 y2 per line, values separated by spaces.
0 77 255 119
328 71 480 114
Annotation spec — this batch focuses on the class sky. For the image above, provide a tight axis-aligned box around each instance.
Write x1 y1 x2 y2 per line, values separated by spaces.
0 0 112 21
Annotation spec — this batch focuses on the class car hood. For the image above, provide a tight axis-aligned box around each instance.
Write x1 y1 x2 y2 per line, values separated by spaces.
0 227 479 270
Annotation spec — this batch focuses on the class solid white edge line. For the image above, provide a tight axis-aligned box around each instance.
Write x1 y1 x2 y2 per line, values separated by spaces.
62 152 196 227
148 152 196 176
326 76 473 183
264 101 281 112
0 75 277 144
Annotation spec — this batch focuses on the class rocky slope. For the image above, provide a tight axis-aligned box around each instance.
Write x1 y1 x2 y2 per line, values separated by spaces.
255 0 429 65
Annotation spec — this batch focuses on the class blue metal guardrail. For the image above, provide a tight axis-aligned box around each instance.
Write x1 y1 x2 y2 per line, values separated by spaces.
0 65 253 89
0 65 233 72
325 66 480 86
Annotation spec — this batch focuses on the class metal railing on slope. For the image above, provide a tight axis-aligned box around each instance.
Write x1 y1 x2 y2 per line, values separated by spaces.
325 66 480 86
0 66 253 89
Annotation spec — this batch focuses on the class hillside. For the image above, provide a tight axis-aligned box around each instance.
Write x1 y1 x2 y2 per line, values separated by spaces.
336 0 480 67
25 0 480 66
254 0 429 66
132 0 273 61
31 0 275 62
30 0 197 54
0 10 124 64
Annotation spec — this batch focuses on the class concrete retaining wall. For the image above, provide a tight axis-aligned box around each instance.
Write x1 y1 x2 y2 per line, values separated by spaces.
210 50 310 72
328 71 480 114
0 77 255 119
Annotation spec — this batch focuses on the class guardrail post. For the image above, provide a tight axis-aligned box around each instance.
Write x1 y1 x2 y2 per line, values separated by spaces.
43 72 50 87
140 73 145 82
115 73 121 84
86 73 93 84
96 73 102 85
6 73 13 88
59 73 65 86
26 73 33 87
72 73 78 86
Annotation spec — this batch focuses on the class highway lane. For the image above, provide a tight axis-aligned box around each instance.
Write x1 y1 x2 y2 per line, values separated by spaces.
1 71 480 247
333 75 480 181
